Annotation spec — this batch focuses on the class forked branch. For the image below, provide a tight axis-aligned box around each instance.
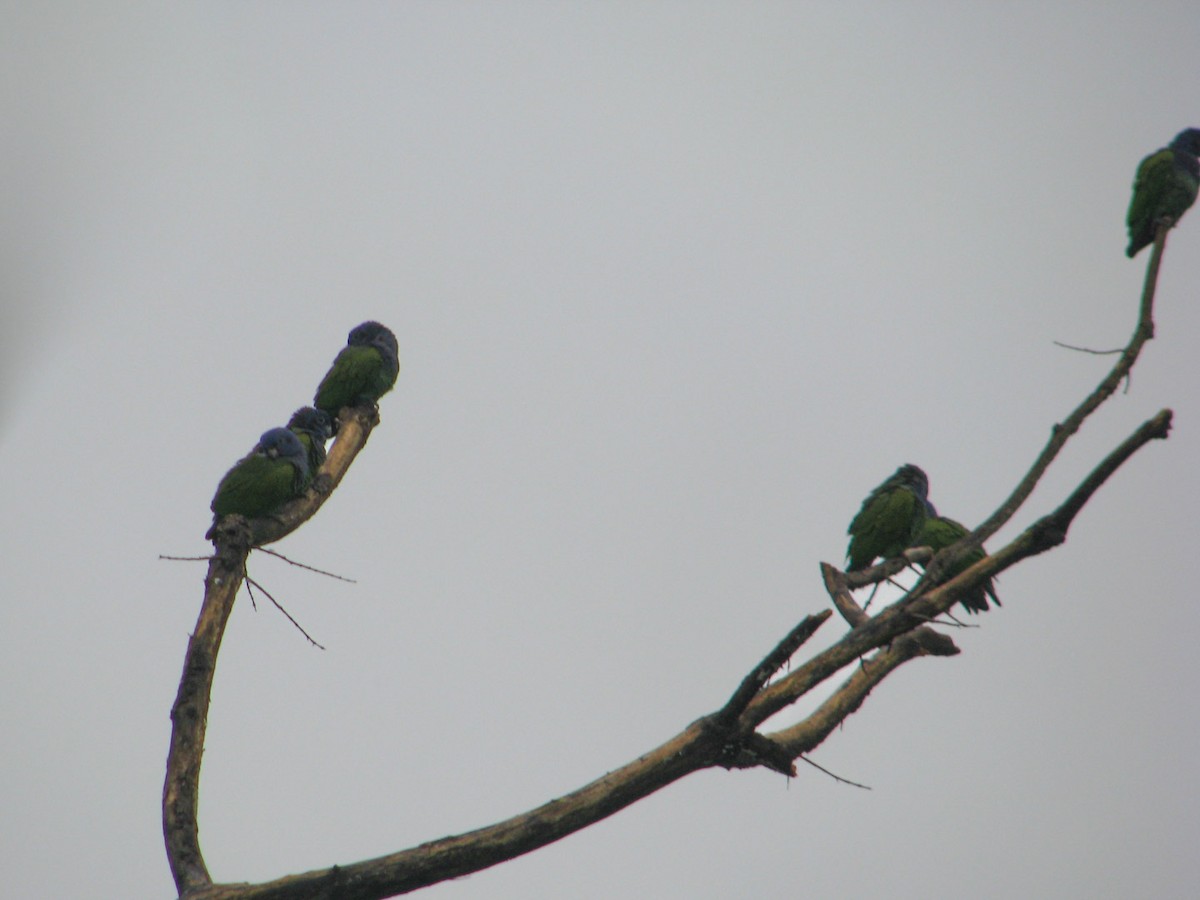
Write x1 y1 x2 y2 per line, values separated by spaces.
915 224 1170 592
166 232 1175 899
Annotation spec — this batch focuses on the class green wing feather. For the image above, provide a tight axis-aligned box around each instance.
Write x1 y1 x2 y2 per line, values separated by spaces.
314 345 398 415
1127 149 1200 257
1127 150 1176 256
916 516 1000 613
211 454 309 519
846 488 926 571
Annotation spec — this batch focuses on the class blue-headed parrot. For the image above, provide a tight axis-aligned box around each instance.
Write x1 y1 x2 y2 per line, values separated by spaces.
210 427 312 527
1126 127 1200 258
287 406 333 474
314 321 400 424
845 464 929 572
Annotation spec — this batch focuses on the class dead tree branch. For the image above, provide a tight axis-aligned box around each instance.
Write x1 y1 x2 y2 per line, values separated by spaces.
164 407 377 895
165 230 1176 899
917 224 1170 591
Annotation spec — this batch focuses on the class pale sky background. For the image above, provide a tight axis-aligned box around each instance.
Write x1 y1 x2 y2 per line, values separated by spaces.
2 4 1199 899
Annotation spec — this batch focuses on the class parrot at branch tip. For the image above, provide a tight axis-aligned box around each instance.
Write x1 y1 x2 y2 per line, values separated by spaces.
916 507 1000 614
314 321 400 425
287 406 333 474
1126 127 1200 258
209 427 312 531
845 464 929 572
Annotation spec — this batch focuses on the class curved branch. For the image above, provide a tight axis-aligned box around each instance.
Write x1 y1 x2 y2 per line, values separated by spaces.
177 614 836 900
768 626 958 758
760 408 1171 771
906 408 1172 622
164 228 1177 899
163 406 378 895
823 562 872 628
922 223 1170 590
249 407 379 546
743 404 1171 737
168 397 1171 899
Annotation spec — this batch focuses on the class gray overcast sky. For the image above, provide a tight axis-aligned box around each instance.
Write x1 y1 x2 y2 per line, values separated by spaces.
3 4 1199 898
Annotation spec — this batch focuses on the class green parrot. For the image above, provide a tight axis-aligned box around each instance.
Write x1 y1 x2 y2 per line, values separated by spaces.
916 510 1000 614
1126 127 1200 258
845 464 929 572
314 321 400 422
210 427 312 530
287 406 333 474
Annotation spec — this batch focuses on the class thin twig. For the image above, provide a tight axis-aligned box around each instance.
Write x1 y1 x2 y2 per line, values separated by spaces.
798 755 871 790
245 576 326 650
861 583 880 612
1052 340 1123 355
258 547 358 582
159 554 214 562
904 611 973 628
243 574 259 611
916 223 1169 593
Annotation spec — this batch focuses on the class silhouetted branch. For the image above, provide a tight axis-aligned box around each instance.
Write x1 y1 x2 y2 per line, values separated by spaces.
918 224 1169 592
768 626 958 759
169 394 1171 899
166 237 1177 899
163 405 378 896
903 408 1172 623
713 611 832 727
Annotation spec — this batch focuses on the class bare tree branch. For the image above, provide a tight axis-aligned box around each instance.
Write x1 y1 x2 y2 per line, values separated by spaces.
713 611 832 727
165 230 1178 899
904 408 1172 623
768 626 958 759
918 223 1170 592
168 399 1171 899
824 562 869 628
163 406 378 895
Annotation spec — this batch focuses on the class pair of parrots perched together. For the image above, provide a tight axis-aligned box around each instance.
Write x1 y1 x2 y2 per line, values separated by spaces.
845 464 999 614
209 321 399 533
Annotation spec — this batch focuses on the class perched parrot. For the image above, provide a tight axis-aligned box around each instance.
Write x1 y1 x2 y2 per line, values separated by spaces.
210 427 312 525
287 406 333 473
845 464 929 572
314 321 400 422
915 509 1000 614
1126 127 1200 258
